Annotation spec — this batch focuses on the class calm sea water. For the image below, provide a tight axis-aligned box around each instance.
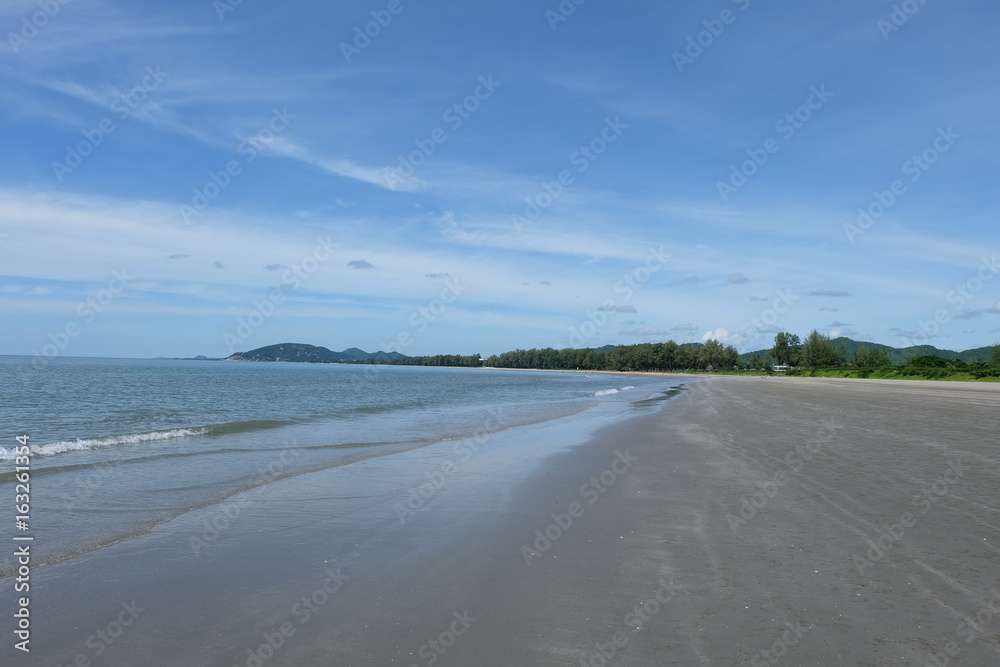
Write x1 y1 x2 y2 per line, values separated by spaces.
0 356 684 575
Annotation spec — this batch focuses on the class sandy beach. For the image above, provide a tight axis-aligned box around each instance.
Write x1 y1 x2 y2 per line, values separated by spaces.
5 376 1000 666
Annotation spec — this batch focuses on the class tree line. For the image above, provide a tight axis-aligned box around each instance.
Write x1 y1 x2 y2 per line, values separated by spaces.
357 331 1000 376
361 354 484 367
483 339 740 372
750 331 1000 377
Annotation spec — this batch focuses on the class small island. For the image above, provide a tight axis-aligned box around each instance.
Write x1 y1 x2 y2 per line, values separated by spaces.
225 343 406 363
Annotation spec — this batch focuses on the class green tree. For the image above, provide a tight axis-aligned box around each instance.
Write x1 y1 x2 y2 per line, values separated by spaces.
698 339 724 370
677 344 698 369
656 341 678 370
771 332 801 366
870 346 888 367
854 345 893 368
991 345 1000 367
801 330 843 368
908 355 949 368
722 344 739 369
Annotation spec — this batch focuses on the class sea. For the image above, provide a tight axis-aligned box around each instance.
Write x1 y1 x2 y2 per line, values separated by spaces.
0 356 686 577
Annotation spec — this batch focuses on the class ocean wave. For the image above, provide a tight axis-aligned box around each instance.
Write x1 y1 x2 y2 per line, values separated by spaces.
594 385 635 397
0 428 206 459
0 419 294 459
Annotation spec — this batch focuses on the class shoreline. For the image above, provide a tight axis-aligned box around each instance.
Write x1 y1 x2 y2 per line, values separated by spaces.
4 377 999 665
1 391 679 665
0 379 665 578
485 365 1000 383
13 351 996 383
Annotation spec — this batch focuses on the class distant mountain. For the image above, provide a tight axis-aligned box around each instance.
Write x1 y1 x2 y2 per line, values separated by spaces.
957 345 998 363
155 355 222 361
339 346 372 361
739 337 994 364
225 343 407 363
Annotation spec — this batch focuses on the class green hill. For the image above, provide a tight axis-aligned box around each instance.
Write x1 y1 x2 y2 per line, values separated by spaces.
226 343 407 363
739 337 994 365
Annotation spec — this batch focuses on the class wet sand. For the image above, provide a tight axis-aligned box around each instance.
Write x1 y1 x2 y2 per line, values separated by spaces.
4 377 1000 665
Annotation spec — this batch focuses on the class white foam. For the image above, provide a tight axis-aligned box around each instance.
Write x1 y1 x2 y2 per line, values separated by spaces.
0 428 207 460
594 385 635 397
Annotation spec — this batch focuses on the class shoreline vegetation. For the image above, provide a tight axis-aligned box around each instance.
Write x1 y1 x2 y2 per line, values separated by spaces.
226 332 1000 383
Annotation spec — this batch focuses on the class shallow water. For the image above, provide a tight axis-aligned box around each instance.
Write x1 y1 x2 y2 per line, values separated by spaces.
0 356 685 573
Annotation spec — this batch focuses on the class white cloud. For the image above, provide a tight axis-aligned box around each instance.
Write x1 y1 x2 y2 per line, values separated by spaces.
829 328 858 338
701 327 740 344
0 188 666 321
266 137 424 192
621 325 668 336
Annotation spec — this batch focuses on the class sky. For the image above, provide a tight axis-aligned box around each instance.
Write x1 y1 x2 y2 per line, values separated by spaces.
1 0 998 359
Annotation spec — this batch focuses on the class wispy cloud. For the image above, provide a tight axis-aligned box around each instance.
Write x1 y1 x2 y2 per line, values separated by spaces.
809 290 851 297
267 137 424 192
2 1 998 357
622 325 669 336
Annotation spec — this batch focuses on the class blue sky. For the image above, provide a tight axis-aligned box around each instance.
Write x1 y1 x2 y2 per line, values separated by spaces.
1 0 998 359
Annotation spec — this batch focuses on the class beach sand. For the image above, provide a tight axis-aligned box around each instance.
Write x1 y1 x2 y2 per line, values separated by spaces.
5 376 1000 666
